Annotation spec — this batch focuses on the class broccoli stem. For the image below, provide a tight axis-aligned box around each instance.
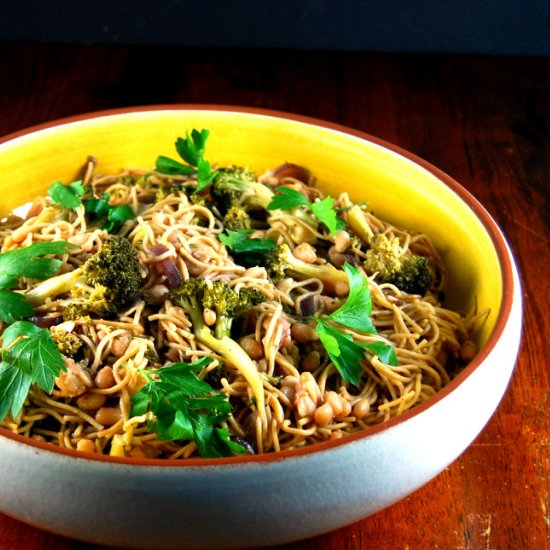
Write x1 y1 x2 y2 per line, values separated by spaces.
347 205 374 243
195 326 265 417
23 269 85 307
181 296 266 418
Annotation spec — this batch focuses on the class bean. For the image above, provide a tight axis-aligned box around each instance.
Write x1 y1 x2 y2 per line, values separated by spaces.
293 242 317 264
291 323 319 344
352 399 370 420
296 393 317 418
314 402 334 426
203 307 217 327
76 393 107 411
76 439 96 454
301 350 321 372
95 367 115 389
95 406 122 426
334 281 350 297
239 336 264 360
111 333 131 357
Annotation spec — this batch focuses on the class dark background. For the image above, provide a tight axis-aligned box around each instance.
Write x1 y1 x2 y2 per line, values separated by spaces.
1 0 549 56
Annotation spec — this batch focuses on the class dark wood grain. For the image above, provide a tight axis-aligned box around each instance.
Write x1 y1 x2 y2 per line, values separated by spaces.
0 43 548 550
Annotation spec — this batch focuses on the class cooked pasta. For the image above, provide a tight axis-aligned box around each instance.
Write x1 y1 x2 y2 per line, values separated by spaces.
0 152 484 459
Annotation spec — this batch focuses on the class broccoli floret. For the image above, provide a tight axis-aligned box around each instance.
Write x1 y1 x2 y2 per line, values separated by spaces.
265 243 348 288
24 235 142 319
211 166 274 214
222 206 252 231
50 326 82 356
363 233 432 295
167 278 266 415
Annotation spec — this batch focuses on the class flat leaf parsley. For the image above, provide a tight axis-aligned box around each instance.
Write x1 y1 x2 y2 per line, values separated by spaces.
155 129 219 193
314 263 398 386
131 357 245 458
219 229 276 267
267 186 346 236
0 241 75 323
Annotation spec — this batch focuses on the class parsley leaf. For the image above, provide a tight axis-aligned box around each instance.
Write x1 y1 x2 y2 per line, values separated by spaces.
313 263 398 386
155 129 219 193
0 321 67 421
325 262 376 334
48 180 85 209
131 357 245 458
315 322 368 386
310 196 347 235
0 241 75 288
84 193 135 234
267 186 345 236
0 241 75 323
0 362 32 422
0 290 34 324
266 187 310 211
219 229 277 267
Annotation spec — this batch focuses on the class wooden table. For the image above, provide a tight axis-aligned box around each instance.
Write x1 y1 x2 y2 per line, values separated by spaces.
0 43 548 550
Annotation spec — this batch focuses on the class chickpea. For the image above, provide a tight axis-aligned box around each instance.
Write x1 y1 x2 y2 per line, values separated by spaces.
293 242 317 264
352 399 370 420
111 332 131 358
314 402 334 426
238 336 264 361
95 407 122 426
296 393 317 418
301 350 321 372
291 323 319 344
203 307 217 327
95 367 116 389
326 391 352 418
76 393 107 411
76 439 96 454
333 281 350 297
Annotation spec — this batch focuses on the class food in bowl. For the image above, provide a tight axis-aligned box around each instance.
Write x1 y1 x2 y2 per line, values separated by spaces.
0 108 521 550
0 128 486 460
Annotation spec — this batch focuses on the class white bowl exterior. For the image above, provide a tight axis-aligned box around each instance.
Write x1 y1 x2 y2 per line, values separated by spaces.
0 242 522 549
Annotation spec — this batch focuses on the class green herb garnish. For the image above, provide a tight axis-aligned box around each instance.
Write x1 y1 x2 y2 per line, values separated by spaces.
219 229 277 267
267 186 346 235
155 129 219 193
314 263 398 386
0 321 67 421
0 241 75 323
84 193 135 234
131 357 245 458
48 180 85 209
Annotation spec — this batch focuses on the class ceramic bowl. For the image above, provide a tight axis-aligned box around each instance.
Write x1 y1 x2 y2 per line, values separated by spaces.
0 106 522 549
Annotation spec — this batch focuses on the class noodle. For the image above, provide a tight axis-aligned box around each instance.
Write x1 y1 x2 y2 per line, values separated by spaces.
0 157 486 459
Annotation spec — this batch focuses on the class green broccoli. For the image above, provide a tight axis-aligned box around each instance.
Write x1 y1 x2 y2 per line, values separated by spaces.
363 233 432 295
265 243 348 288
222 206 252 231
49 326 82 356
23 235 142 319
167 278 266 415
211 166 275 214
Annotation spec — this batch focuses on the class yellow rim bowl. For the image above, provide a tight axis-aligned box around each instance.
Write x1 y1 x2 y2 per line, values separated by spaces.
0 105 517 466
